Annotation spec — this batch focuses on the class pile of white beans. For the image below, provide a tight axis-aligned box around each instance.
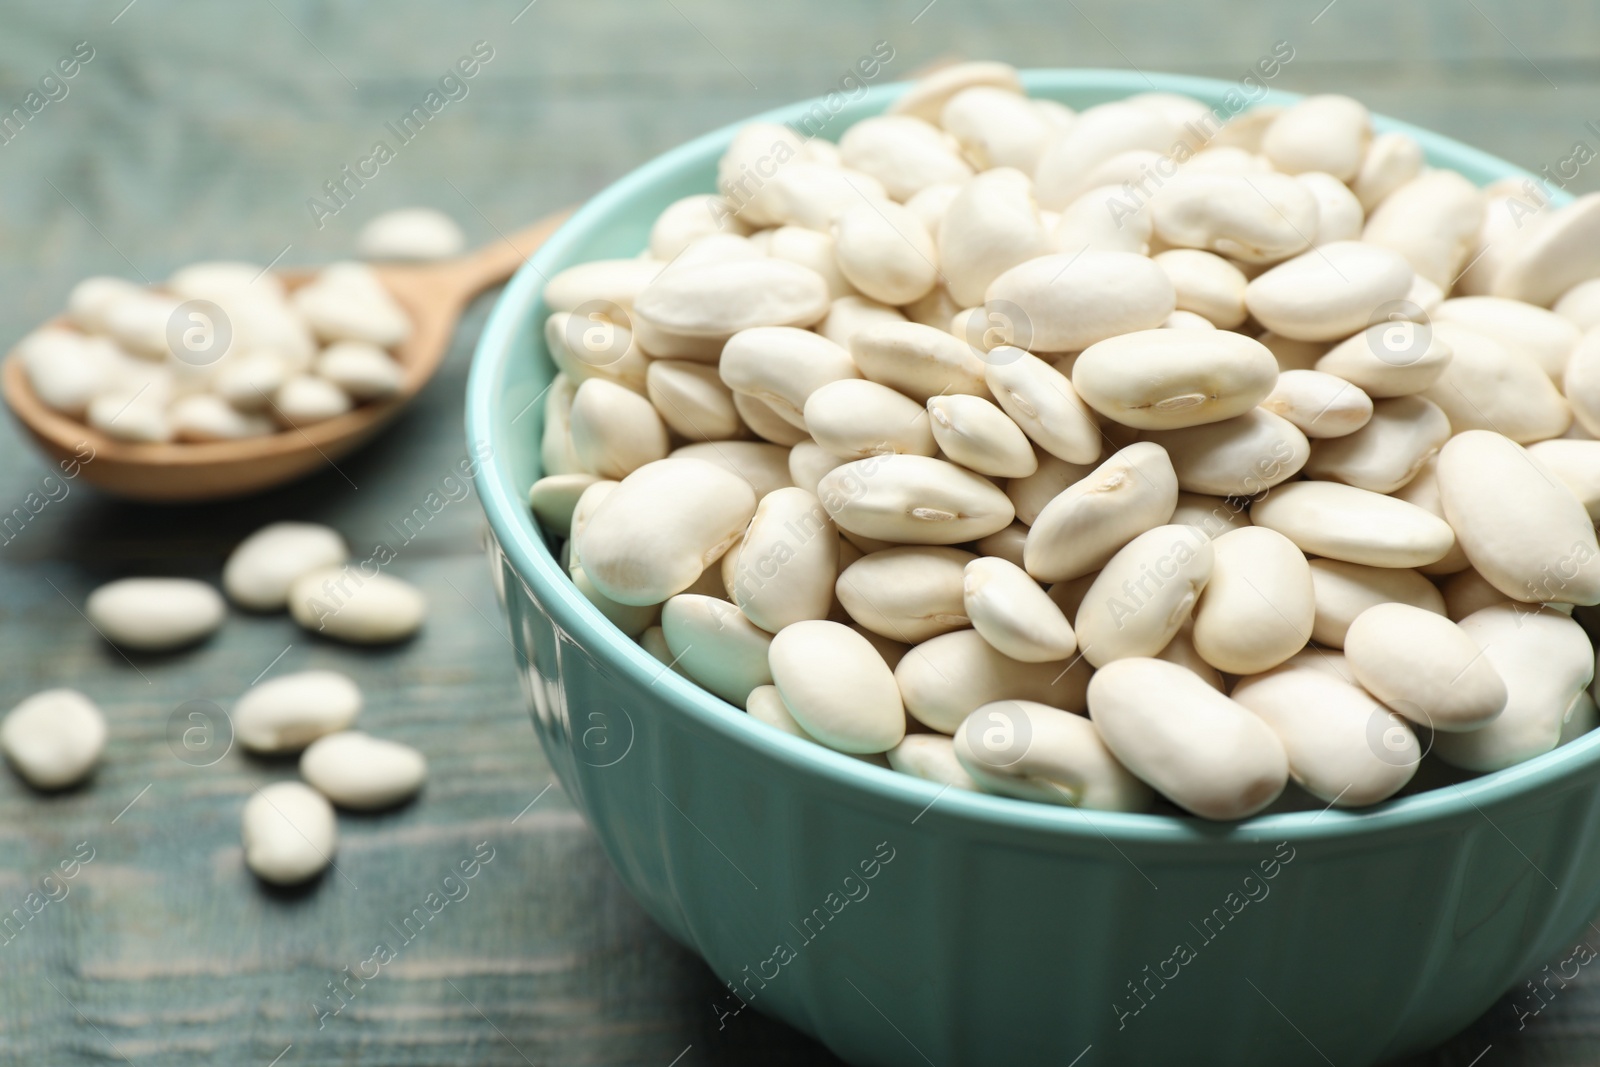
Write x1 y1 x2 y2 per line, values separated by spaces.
0 520 429 884
15 207 466 444
526 62 1600 821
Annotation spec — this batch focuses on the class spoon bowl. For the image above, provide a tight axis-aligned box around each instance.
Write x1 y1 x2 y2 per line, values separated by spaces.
3 211 567 502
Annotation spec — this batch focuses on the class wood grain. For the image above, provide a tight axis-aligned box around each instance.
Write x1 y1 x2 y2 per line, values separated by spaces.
0 2 1596 1064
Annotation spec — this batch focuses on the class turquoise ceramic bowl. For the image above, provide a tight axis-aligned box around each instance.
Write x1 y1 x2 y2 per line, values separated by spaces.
468 70 1600 1066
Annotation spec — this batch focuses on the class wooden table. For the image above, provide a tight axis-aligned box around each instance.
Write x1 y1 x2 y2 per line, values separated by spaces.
1 2 1597 1062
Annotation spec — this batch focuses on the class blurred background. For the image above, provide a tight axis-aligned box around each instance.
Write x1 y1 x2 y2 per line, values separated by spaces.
1 1 1597 1063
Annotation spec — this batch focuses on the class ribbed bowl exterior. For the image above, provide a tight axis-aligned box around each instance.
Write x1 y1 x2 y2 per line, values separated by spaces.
469 70 1600 1066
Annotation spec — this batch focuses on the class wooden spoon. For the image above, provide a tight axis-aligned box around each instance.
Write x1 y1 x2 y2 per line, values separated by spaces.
3 210 569 502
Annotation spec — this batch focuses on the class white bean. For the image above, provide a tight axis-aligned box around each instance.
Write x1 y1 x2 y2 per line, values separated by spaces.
832 199 939 306
942 87 1054 171
1073 328 1277 430
1260 369 1373 438
288 569 426 644
1433 604 1594 771
1434 296 1580 380
1344 603 1507 732
1436 429 1600 605
1251 481 1456 568
851 321 990 401
1442 567 1541 620
804 379 936 460
86 578 225 651
984 349 1102 462
1024 442 1178 582
720 326 859 426
544 310 650 392
569 378 669 479
301 731 426 810
1259 331 1330 373
1149 172 1318 264
1362 170 1484 287
895 628 1090 732
1315 319 1453 398
746 684 817 740
937 168 1051 306
1170 492 1251 540
818 295 908 350
223 522 350 612
274 375 353 425
954 700 1149 810
241 781 336 885
1302 394 1451 493
765 225 855 298
1075 524 1214 667
1231 662 1417 807
835 545 973 643
768 620 906 753
904 182 965 237
662 594 773 706
763 164 889 232
1033 102 1179 209
16 329 115 416
358 208 464 260
838 115 973 202
788 440 846 495
1156 620 1225 691
1088 657 1289 820
731 487 838 633
1492 192 1600 307
1152 249 1249 328
294 268 410 348
974 522 1029 569
1 689 106 789
1526 439 1600 520
734 393 811 446
984 251 1175 353
1006 451 1100 526
1052 184 1153 257
316 341 404 400
716 123 805 226
649 195 749 260
926 394 1036 478
645 360 741 442
817 454 1014 544
889 61 1024 123
233 670 361 754
1562 328 1600 437
1555 278 1600 331
67 275 144 333
1307 558 1446 647
670 441 794 500
887 733 978 790
963 556 1076 662
577 458 756 606
1141 408 1310 496
1245 241 1414 342
1298 171 1365 245
544 259 664 312
1192 526 1313 675
1352 132 1423 211
632 259 829 344
169 394 271 443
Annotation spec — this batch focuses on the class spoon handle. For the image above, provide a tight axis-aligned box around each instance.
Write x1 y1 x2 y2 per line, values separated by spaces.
433 209 575 303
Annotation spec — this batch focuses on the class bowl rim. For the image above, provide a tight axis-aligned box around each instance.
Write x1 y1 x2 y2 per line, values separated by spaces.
468 66 1599 846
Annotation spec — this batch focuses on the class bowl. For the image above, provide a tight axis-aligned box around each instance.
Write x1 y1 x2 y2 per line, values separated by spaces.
467 69 1600 1067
